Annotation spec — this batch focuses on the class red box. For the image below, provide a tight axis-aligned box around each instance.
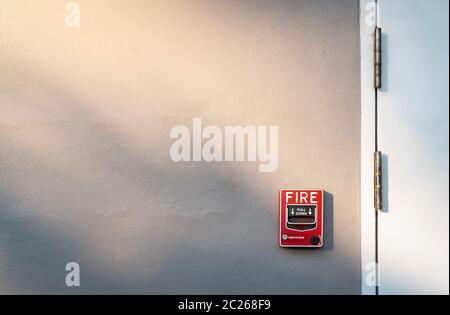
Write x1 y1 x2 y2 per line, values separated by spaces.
279 189 324 248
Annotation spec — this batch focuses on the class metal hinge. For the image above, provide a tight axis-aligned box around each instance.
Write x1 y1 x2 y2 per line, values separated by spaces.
374 27 382 211
374 151 382 210
374 27 382 89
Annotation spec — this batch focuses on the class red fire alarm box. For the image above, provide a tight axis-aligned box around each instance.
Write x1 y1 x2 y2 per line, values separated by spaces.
279 189 323 248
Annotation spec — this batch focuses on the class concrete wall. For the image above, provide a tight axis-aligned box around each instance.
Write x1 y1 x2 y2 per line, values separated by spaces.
0 0 361 294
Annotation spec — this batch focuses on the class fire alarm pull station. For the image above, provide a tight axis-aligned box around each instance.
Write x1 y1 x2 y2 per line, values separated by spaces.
279 189 323 248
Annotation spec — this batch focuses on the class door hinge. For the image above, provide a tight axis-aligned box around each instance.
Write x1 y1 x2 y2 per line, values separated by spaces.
374 27 382 89
374 27 383 211
374 151 382 211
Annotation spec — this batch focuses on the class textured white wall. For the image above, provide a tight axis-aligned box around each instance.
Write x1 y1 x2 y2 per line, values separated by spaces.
0 0 360 294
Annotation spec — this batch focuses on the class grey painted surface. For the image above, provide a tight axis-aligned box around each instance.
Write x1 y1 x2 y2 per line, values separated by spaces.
0 0 361 294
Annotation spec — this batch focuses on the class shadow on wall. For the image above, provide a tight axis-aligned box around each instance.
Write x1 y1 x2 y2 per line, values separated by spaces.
323 191 334 250
0 58 356 295
0 67 270 294
381 154 389 213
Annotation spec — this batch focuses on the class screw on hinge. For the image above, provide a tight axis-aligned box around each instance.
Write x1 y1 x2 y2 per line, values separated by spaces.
374 151 382 211
374 27 382 89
